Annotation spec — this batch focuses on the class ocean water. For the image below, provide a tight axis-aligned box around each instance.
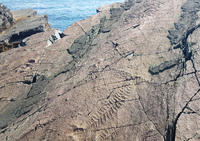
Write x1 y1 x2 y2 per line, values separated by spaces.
1 0 124 31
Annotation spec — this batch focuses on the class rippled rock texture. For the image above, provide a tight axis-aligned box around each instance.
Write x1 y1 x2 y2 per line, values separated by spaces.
1 0 200 141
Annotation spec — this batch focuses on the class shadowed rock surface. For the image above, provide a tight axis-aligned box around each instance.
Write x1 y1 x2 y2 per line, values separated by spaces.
1 0 200 141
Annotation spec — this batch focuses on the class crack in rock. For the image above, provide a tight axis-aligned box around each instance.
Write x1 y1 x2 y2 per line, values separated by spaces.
149 0 200 75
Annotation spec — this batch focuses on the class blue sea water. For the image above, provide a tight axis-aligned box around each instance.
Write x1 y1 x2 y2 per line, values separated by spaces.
1 0 124 31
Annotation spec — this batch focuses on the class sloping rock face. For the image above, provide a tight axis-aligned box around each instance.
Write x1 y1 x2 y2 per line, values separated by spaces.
0 4 50 53
1 0 200 141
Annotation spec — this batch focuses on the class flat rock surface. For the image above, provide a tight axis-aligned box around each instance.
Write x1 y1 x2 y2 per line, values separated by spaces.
1 0 200 141
12 9 37 20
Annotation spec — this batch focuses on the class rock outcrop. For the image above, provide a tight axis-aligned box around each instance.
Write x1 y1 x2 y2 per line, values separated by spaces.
1 0 200 141
0 4 50 53
0 4 14 33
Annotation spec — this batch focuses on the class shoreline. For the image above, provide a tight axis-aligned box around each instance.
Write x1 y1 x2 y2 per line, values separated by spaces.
2 0 124 31
0 1 124 53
